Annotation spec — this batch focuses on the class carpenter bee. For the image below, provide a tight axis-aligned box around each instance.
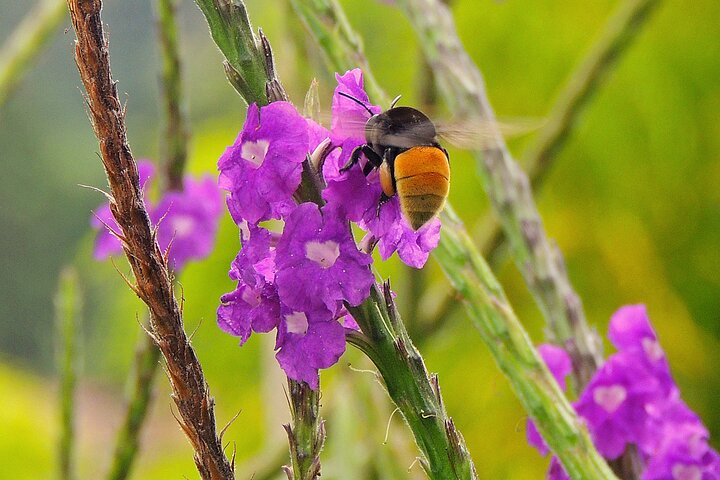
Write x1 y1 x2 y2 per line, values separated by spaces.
338 92 452 230
335 93 537 230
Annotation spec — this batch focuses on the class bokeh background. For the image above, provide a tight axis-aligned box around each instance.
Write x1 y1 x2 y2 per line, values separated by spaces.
1 0 719 478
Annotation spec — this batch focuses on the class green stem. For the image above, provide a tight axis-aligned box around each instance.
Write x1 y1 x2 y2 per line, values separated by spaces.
193 5 325 477
479 0 663 279
417 0 661 359
155 0 190 191
55 267 81 480
288 0 620 476
0 0 67 108
288 0 386 104
194 2 476 476
347 285 477 480
524 0 661 188
106 332 161 480
396 0 603 391
193 0 270 104
283 380 324 480
435 206 617 479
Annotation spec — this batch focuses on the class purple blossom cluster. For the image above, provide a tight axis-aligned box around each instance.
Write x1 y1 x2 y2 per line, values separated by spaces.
216 69 441 388
91 160 223 271
527 305 720 480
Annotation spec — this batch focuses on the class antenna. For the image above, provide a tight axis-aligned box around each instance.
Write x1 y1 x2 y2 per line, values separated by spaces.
338 91 375 116
390 95 402 109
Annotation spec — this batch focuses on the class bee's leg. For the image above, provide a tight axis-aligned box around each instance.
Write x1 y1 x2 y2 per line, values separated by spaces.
376 193 392 217
340 145 382 174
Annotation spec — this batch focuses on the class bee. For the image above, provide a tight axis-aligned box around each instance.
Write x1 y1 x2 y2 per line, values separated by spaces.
334 93 538 230
338 92 451 230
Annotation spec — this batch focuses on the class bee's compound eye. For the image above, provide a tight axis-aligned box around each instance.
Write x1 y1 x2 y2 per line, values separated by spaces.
379 161 395 197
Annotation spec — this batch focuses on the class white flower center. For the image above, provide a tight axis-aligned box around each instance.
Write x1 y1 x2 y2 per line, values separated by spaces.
285 311 309 335
687 434 706 459
241 287 261 308
241 139 270 168
672 464 701 480
305 240 340 269
171 214 196 238
642 337 664 362
593 385 627 413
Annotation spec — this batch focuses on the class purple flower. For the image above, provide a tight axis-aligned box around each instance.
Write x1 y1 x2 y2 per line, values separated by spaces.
360 198 441 268
527 344 573 456
217 225 281 344
575 350 667 459
640 398 720 480
321 69 442 268
92 160 156 259
275 202 374 313
322 138 384 222
643 431 719 480
608 305 658 352
91 160 222 271
217 283 281 344
331 69 381 144
526 305 720 478
608 304 674 392
323 70 384 222
91 202 124 259
218 102 309 225
547 457 571 480
275 307 347 389
152 175 224 271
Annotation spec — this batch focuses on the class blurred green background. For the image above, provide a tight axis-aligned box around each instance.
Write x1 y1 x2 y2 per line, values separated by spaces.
1 0 719 478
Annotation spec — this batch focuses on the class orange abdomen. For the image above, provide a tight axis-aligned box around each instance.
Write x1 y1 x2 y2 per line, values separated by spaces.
393 146 450 230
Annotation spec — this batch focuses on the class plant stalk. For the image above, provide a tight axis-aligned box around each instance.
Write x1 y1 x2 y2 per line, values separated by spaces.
288 0 386 104
283 380 325 480
194 2 476 477
66 1 233 477
55 267 81 480
347 285 478 479
479 0 662 273
155 0 190 191
106 1 194 476
289 1 619 477
396 0 604 391
435 206 617 479
193 0 269 104
106 332 161 480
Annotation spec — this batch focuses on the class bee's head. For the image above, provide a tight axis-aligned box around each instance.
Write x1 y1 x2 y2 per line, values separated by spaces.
365 113 383 145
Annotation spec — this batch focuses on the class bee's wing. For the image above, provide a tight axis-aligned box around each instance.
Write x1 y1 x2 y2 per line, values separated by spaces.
435 117 544 150
309 115 433 148
373 130 438 149
310 111 543 150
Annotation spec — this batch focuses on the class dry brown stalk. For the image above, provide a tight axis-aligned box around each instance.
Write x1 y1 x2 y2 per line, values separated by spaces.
66 1 234 478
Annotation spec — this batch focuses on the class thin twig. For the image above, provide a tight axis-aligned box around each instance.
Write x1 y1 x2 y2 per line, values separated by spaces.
66 2 233 478
106 1 194 476
155 0 189 191
56 267 81 480
396 0 604 391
